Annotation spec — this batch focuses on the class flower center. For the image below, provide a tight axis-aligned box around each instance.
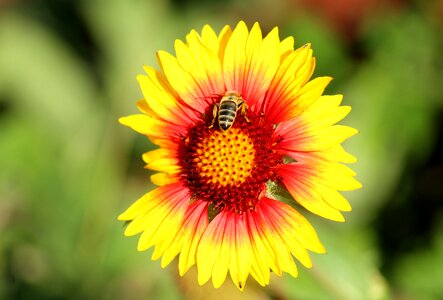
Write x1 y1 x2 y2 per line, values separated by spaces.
179 116 283 214
193 128 255 187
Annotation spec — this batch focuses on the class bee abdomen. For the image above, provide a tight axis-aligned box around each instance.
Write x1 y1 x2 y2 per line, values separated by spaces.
219 112 235 130
219 109 236 119
218 101 237 130
219 121 233 131
220 101 237 112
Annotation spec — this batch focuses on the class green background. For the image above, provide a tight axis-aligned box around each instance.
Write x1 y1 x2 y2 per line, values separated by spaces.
1 0 442 299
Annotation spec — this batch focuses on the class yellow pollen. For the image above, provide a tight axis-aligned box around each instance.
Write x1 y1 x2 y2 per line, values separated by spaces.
193 128 255 186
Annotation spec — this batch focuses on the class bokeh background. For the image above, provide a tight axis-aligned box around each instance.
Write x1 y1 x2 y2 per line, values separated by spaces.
1 0 443 299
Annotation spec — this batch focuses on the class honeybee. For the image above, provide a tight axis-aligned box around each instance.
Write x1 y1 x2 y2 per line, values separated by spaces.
211 91 249 131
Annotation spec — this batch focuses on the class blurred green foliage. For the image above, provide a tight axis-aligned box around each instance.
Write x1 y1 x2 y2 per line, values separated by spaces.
1 0 443 299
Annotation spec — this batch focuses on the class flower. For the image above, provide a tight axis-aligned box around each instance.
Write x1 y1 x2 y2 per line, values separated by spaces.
118 21 361 290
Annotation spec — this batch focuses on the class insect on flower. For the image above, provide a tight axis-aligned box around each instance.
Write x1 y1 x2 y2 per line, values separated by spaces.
118 21 361 291
211 91 249 131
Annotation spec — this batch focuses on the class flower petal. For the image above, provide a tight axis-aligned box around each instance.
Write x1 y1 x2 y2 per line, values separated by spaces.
196 210 229 286
254 203 299 277
217 25 232 60
277 163 343 221
280 36 294 60
262 198 326 253
196 210 253 291
280 124 358 152
223 22 280 109
275 95 358 153
295 145 357 164
201 24 219 54
157 50 207 114
142 148 174 163
142 147 181 174
228 213 253 290
277 162 361 221
223 21 248 95
137 66 198 125
261 44 315 123
118 183 191 255
244 23 280 109
180 30 225 96
135 188 190 252
153 200 208 270
292 76 332 117
118 183 181 221
119 182 189 233
119 114 183 144
177 201 210 275
150 172 179 186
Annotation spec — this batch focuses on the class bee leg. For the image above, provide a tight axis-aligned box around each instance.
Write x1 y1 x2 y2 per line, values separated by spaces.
210 103 219 128
241 102 250 122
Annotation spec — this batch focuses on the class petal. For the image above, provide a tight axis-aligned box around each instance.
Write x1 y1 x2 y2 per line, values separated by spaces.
277 163 343 221
154 200 208 269
246 207 280 276
293 145 357 164
254 204 299 277
300 95 350 129
135 186 190 251
201 24 219 54
275 95 358 153
262 44 315 123
217 25 232 60
136 98 155 115
138 66 199 125
277 162 361 221
245 215 273 286
145 158 181 173
310 183 352 212
177 201 210 275
118 183 191 255
181 30 225 96
223 22 280 109
142 148 181 173
196 210 253 291
150 173 179 186
118 183 184 221
211 215 232 288
291 76 332 117
157 50 207 114
119 114 183 143
197 210 229 286
119 182 189 233
142 148 175 163
262 198 326 253
317 162 362 191
261 207 312 269
280 36 294 60
223 21 248 96
255 199 314 268
228 213 253 290
244 23 280 109
276 122 358 153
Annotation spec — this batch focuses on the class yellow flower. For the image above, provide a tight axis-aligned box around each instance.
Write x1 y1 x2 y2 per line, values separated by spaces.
119 21 361 290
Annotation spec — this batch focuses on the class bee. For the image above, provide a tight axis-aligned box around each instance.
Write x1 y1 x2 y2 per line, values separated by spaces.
211 91 249 131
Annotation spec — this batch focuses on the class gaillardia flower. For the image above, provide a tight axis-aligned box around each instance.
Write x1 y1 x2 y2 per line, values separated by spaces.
119 21 361 290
